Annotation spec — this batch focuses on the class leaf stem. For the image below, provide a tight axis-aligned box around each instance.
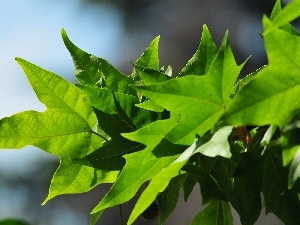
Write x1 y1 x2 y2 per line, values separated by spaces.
119 204 124 225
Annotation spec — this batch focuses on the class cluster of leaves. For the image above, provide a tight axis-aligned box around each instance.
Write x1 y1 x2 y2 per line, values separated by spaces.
1 0 300 224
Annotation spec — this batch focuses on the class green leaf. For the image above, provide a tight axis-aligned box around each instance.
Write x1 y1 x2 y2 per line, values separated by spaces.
130 36 160 83
222 13 300 127
191 201 233 225
289 147 300 189
194 126 233 158
132 64 170 113
134 36 160 70
91 118 181 214
231 66 265 97
233 151 262 225
80 86 157 134
182 172 198 202
164 65 172 77
134 64 170 85
183 164 225 205
62 29 135 95
200 144 262 225
158 174 187 225
283 116 300 189
270 0 282 20
79 135 143 171
262 147 300 225
0 219 30 225
0 58 115 203
134 32 244 145
123 113 182 162
178 24 218 77
95 31 242 222
127 138 199 225
43 159 118 203
284 143 300 168
90 210 104 225
135 100 164 112
0 58 101 158
260 125 277 153
282 117 300 166
124 30 243 223
270 0 299 35
199 156 243 222
91 149 177 214
76 86 158 170
269 0 300 29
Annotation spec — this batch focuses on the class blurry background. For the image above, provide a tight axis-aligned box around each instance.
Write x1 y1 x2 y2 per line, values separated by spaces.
0 0 290 224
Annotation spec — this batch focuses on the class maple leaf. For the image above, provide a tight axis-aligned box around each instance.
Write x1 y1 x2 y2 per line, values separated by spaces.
0 58 118 202
62 29 135 95
222 2 300 127
0 58 100 158
90 26 244 222
133 29 244 146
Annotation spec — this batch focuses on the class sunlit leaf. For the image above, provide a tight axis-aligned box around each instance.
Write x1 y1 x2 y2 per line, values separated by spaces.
77 85 159 169
2 2 300 224
133 36 160 70
269 0 300 29
62 29 135 95
178 24 218 77
194 126 233 158
91 118 181 214
135 100 164 112
130 36 160 84
134 64 170 85
43 159 118 203
231 66 265 97
134 31 244 146
269 0 299 35
222 9 300 127
0 58 112 203
128 138 199 225
0 58 101 158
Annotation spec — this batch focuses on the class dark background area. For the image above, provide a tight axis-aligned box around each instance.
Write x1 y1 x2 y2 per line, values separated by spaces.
0 0 289 224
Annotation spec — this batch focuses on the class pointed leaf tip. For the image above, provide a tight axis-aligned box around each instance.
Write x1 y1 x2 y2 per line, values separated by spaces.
61 29 70 43
15 57 29 67
61 28 67 37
